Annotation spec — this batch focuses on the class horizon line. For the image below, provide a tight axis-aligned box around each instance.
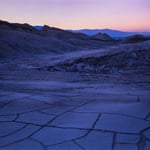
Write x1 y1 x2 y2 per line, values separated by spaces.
1 19 150 33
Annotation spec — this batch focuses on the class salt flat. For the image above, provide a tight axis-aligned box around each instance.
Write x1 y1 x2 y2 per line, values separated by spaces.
0 70 149 150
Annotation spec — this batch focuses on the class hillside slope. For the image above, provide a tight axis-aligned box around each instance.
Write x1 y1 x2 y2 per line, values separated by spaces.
0 20 114 58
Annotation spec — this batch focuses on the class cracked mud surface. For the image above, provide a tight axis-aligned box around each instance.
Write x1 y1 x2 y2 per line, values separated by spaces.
0 70 150 150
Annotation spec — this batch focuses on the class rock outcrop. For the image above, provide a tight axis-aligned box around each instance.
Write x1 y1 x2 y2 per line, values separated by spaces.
0 20 36 32
45 41 150 74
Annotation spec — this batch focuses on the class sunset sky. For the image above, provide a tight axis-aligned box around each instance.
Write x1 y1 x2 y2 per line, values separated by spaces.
0 0 150 31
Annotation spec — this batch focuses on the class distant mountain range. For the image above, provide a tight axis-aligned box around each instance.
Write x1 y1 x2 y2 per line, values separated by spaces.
34 26 150 39
69 29 150 39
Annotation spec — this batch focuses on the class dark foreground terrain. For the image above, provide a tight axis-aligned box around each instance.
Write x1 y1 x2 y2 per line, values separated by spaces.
0 20 150 150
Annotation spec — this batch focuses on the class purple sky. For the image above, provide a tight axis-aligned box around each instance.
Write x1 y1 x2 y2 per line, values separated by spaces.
0 0 150 31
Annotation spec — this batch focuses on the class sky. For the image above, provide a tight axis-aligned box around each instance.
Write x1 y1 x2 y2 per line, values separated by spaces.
0 0 150 31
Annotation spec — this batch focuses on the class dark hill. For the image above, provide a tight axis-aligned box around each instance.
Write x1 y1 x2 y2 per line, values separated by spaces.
122 34 150 43
91 33 114 41
0 20 114 58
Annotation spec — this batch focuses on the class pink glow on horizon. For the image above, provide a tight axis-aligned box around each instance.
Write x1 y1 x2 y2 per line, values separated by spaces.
0 0 150 32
